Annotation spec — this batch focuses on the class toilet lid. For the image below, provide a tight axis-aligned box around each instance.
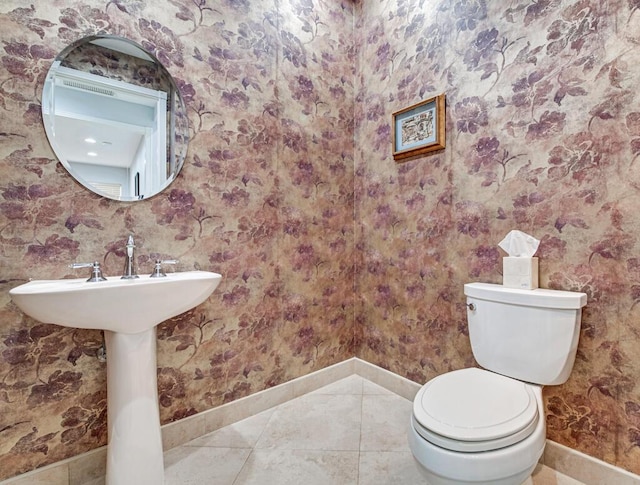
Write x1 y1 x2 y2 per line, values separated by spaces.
413 368 539 444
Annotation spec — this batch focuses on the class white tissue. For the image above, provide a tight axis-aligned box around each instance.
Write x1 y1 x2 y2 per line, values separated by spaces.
498 230 540 257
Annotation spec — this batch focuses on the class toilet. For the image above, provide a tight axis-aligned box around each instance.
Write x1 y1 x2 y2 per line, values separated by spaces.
409 282 587 485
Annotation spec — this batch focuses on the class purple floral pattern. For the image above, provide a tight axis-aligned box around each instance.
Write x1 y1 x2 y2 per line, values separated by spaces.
1 0 640 480
0 0 354 480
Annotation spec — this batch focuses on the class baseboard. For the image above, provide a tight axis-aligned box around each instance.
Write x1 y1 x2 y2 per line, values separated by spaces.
543 440 640 485
2 358 638 485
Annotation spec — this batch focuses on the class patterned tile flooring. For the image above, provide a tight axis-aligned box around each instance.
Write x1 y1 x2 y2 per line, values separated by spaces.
163 375 584 485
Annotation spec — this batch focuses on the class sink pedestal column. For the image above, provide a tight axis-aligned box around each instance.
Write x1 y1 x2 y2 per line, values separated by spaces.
104 328 164 485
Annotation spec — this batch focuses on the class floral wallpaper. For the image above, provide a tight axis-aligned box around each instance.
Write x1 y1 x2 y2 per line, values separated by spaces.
2 0 640 481
0 0 354 480
355 0 640 476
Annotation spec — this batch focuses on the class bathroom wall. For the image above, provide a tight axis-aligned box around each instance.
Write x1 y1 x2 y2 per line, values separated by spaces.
355 0 640 475
0 0 354 479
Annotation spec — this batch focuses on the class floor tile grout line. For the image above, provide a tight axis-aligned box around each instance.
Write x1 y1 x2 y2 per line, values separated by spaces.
231 401 281 485
170 376 400 485
250 406 278 450
251 375 365 483
230 448 254 485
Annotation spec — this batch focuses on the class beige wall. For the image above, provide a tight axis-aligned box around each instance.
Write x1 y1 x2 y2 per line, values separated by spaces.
355 0 640 475
0 0 354 479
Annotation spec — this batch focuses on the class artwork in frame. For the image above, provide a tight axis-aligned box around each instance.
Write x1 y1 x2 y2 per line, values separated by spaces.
392 93 445 161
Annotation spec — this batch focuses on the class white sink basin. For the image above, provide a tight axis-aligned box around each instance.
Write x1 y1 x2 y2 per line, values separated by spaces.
9 271 221 334
10 270 221 485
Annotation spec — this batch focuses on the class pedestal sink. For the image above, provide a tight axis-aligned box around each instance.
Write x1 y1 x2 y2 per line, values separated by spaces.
9 271 222 485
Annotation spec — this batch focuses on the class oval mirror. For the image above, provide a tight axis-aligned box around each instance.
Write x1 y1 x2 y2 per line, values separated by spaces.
41 35 189 201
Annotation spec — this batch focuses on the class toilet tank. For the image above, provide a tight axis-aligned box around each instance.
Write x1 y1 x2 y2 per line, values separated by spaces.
464 282 587 385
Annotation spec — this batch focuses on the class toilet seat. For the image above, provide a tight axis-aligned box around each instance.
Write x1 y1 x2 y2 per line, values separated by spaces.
412 368 539 452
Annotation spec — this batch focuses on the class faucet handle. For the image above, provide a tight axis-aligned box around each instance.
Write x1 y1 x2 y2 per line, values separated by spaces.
121 234 139 279
70 261 107 282
150 259 178 278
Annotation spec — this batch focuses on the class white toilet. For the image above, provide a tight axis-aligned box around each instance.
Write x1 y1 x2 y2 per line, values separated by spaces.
409 282 587 485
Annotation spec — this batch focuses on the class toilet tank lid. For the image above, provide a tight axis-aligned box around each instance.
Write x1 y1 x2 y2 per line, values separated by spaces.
464 282 587 309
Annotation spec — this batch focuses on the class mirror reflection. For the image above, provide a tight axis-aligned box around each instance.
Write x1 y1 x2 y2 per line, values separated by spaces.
41 35 189 201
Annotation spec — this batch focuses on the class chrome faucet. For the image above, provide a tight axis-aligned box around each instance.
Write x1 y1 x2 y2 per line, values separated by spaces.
121 235 139 279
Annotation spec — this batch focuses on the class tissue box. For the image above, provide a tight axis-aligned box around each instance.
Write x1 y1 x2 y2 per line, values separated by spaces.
503 257 538 290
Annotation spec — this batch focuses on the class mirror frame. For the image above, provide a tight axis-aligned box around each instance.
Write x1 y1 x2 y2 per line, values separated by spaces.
41 34 189 202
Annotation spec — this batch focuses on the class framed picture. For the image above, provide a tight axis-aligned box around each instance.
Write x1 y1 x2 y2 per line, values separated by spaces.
392 93 445 161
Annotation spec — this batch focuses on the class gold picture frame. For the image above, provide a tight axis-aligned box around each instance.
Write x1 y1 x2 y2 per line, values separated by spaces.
392 93 445 161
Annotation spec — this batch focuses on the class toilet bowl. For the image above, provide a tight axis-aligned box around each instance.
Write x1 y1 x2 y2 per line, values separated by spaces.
409 283 587 485
409 368 546 485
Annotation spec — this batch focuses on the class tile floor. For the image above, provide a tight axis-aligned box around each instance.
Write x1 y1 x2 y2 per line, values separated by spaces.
163 375 585 485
